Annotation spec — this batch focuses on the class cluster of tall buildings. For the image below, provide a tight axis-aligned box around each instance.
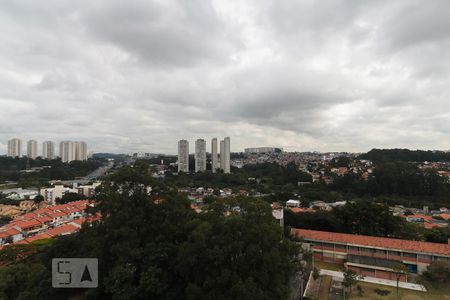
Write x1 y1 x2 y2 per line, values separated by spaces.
6 138 87 162
59 141 88 163
178 137 230 174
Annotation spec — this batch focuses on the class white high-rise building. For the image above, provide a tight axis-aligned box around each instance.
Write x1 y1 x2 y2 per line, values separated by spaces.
195 139 206 172
7 138 21 158
27 140 38 159
178 140 189 173
221 137 231 174
42 141 55 160
60 141 87 162
211 138 218 173
74 141 87 161
220 140 225 170
60 141 75 163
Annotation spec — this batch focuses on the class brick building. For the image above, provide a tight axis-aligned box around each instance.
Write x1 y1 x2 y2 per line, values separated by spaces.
291 228 450 282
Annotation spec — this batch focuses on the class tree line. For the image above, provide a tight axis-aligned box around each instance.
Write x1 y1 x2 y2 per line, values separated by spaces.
285 199 450 244
0 157 104 187
330 160 450 207
165 162 312 193
360 148 450 162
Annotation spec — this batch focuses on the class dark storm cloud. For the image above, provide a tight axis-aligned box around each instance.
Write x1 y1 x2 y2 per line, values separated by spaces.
1 0 450 154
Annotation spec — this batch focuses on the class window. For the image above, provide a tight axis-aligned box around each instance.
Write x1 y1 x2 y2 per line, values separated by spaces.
418 254 431 260
388 251 400 256
362 268 374 272
434 256 450 262
360 247 373 253
335 244 346 250
375 249 386 255
403 252 417 259
348 246 358 252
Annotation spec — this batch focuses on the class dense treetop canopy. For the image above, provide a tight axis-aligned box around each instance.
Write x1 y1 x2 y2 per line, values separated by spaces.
0 164 301 300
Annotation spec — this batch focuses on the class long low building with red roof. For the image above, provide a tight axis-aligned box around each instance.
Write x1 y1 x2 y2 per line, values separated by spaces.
291 228 450 282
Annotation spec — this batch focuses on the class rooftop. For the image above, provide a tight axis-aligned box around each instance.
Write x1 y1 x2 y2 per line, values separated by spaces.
46 224 78 236
291 228 450 256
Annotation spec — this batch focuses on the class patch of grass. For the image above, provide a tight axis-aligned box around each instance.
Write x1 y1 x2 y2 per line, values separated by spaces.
314 260 343 272
348 281 450 300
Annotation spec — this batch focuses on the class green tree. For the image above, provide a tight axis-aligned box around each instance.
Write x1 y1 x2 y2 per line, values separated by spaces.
312 267 320 280
0 165 301 299
56 192 85 204
0 215 11 227
342 269 361 299
423 261 450 284
33 194 44 204
392 263 410 296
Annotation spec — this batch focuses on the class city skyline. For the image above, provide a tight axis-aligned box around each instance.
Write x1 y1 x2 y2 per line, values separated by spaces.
5 138 87 161
1 1 450 154
178 137 230 173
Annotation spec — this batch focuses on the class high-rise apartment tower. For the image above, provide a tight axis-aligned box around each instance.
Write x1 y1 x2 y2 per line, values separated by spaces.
195 139 206 172
27 140 38 159
7 138 21 158
177 140 189 173
211 138 218 173
42 141 55 160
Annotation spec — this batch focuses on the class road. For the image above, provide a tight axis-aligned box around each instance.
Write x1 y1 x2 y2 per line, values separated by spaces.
83 161 114 180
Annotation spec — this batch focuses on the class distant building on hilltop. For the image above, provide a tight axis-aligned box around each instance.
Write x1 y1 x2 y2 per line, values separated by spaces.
244 147 282 154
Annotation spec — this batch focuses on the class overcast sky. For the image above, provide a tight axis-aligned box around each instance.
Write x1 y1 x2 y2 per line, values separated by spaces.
1 0 450 154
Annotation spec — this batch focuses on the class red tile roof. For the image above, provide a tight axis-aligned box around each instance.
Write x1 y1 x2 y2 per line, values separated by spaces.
24 233 52 243
13 219 41 230
20 212 37 220
291 228 450 256
0 228 21 239
48 204 70 211
289 207 314 213
71 217 86 226
440 213 450 220
48 211 67 218
408 214 434 222
34 208 53 215
46 224 78 236
65 207 84 214
35 216 53 224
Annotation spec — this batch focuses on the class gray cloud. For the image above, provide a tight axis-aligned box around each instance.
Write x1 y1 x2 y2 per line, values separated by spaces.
1 0 450 154
83 0 240 67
